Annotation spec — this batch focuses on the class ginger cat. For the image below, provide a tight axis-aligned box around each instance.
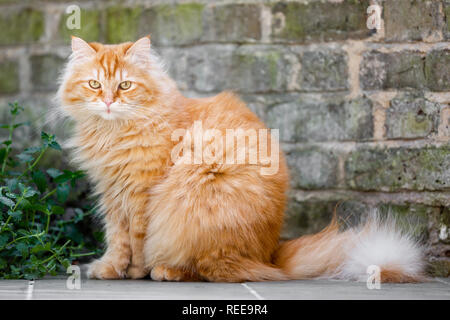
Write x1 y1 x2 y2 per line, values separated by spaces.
57 36 425 282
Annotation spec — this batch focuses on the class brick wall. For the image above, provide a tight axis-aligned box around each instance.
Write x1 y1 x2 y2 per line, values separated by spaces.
0 0 449 276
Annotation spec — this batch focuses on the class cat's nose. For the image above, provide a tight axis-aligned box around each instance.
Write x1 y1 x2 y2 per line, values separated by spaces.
103 100 113 108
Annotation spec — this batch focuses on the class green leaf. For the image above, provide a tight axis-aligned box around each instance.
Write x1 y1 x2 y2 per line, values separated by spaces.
32 170 47 193
8 210 22 222
0 257 6 269
9 102 23 115
41 132 61 150
0 148 6 164
74 208 84 223
5 178 18 192
54 172 72 184
24 146 41 154
48 141 61 151
23 188 38 198
56 183 70 203
46 168 63 178
29 203 48 213
51 206 65 215
15 242 28 258
16 153 34 163
0 196 15 208
31 242 52 254
0 234 9 247
18 198 31 209
12 122 30 129
5 192 17 199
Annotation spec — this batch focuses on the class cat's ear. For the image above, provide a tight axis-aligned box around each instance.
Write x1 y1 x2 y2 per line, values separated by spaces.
125 36 151 65
71 36 96 60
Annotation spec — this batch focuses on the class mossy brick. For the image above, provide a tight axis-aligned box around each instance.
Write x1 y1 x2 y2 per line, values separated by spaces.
425 50 450 91
360 51 426 90
0 8 44 45
299 50 349 91
428 259 450 277
445 2 450 39
386 93 441 139
229 47 295 93
270 1 370 43
283 200 429 240
384 0 443 42
58 9 100 43
345 146 450 191
31 55 65 92
106 6 142 43
162 45 234 92
286 147 338 190
0 60 19 94
266 96 373 142
139 4 204 46
282 200 336 239
203 4 261 42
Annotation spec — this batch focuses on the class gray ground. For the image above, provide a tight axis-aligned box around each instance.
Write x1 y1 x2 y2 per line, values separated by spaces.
1 276 449 300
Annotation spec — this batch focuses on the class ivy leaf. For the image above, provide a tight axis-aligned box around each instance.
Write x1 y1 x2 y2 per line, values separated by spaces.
32 170 47 193
0 196 15 208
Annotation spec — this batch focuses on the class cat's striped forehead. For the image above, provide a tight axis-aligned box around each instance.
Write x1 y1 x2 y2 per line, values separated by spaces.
90 43 133 80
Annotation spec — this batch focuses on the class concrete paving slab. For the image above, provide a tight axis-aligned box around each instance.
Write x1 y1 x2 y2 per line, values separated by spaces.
31 278 256 300
244 279 450 300
0 280 29 300
0 278 449 300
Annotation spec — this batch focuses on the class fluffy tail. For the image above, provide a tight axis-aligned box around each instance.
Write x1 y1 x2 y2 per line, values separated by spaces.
271 211 426 283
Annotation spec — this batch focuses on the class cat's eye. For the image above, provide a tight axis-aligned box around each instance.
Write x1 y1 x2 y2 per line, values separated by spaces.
119 81 132 90
88 80 101 89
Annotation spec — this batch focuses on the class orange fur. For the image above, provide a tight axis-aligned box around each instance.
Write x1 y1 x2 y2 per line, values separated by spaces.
57 37 424 283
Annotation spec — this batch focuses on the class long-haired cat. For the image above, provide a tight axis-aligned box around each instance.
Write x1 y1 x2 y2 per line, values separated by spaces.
56 36 425 282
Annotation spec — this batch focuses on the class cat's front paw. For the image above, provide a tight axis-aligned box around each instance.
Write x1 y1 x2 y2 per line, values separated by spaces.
127 264 149 279
150 265 187 281
87 259 127 280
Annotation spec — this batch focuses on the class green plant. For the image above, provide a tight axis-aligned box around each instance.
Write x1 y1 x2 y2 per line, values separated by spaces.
0 102 103 279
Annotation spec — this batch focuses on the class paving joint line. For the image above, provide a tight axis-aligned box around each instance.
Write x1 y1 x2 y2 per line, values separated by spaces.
241 283 264 300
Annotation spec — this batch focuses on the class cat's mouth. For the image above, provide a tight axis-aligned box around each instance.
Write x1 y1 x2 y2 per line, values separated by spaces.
99 111 118 120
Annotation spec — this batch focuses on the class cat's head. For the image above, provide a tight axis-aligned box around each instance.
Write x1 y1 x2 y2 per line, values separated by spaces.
57 36 175 122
